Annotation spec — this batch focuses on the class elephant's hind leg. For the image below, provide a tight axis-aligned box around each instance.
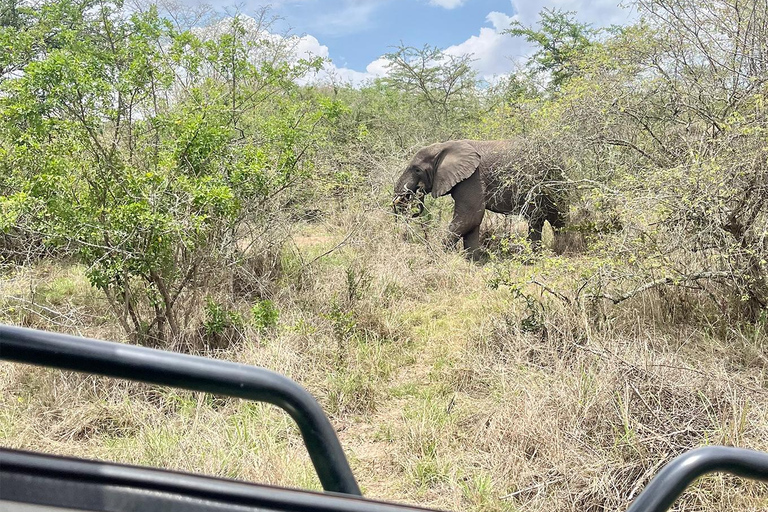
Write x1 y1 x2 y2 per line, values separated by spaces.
528 193 565 246
528 214 550 244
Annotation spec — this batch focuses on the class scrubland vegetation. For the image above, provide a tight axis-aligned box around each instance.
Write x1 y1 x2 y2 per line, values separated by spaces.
1 0 767 510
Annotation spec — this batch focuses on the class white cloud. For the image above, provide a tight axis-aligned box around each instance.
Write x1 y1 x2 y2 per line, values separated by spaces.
428 0 466 9
292 33 330 60
311 57 390 87
322 66 373 85
365 58 390 78
443 11 517 79
291 33 381 86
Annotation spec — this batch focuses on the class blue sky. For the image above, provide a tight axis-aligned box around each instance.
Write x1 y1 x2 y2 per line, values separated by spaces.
234 0 636 84
269 0 516 70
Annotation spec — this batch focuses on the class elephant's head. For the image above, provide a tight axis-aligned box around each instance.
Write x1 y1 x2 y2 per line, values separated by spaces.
392 141 480 216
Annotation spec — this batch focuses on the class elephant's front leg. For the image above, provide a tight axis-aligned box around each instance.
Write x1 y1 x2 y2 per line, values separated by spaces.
448 171 485 260
443 227 462 249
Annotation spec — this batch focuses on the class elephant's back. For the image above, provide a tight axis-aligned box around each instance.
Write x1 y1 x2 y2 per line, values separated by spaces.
463 139 532 170
464 138 562 174
464 139 520 156
459 139 526 174
462 138 564 213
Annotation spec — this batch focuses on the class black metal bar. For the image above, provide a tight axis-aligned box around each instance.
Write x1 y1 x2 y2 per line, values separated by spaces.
0 324 362 496
626 446 768 512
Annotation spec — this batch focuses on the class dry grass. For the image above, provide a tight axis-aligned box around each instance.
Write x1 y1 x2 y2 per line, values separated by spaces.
1 202 767 512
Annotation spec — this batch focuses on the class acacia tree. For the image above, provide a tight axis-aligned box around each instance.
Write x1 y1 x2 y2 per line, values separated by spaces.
506 8 600 92
380 44 479 128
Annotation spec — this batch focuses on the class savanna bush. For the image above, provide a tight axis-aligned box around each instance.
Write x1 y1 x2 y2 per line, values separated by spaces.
485 0 767 325
0 0 345 344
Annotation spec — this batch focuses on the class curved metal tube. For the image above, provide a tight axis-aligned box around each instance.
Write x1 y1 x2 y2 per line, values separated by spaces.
0 324 361 496
626 446 768 512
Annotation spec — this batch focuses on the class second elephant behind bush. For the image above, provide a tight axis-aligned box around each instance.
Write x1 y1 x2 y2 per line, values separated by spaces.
393 138 567 259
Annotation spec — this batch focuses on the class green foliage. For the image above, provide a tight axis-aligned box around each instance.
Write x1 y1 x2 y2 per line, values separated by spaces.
2 0 766 340
485 233 537 263
326 300 357 344
482 0 768 323
251 299 279 331
511 286 547 334
204 297 243 336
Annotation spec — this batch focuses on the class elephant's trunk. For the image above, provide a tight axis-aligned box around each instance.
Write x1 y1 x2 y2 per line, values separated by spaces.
392 187 426 217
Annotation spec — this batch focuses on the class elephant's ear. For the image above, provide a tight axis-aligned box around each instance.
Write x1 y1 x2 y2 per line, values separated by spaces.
431 141 481 198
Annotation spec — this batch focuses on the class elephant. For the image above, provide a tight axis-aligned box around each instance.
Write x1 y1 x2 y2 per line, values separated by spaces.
392 138 566 260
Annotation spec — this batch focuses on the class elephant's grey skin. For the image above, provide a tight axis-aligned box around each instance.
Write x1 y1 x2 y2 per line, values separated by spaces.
393 139 565 260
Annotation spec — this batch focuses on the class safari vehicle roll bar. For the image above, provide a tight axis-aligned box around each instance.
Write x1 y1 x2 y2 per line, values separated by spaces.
1 323 767 512
0 323 360 496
